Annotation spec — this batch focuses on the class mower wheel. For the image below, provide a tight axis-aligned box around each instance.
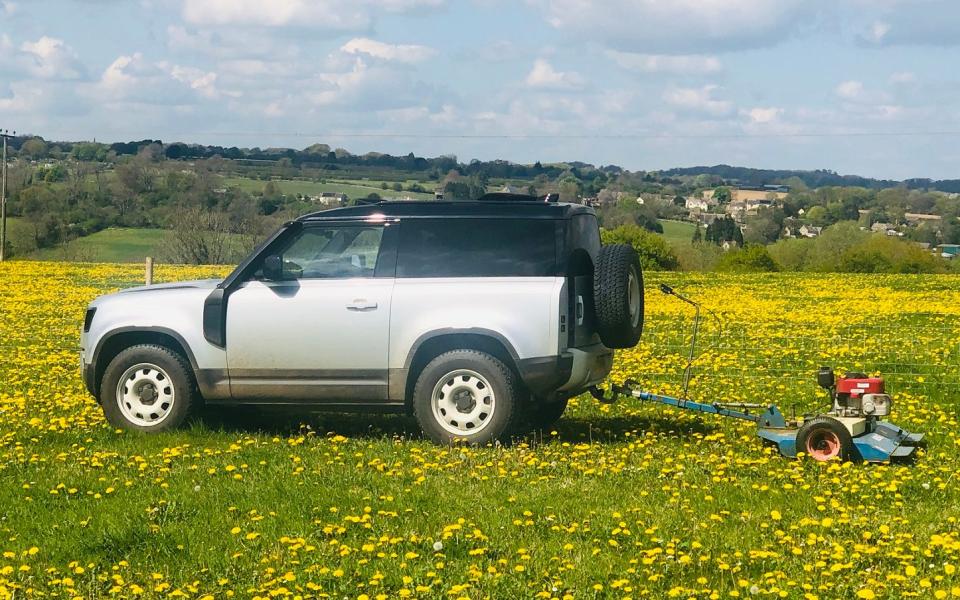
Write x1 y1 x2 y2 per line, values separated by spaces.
796 417 853 462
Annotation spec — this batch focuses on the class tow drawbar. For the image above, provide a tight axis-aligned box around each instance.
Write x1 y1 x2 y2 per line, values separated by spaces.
590 370 924 463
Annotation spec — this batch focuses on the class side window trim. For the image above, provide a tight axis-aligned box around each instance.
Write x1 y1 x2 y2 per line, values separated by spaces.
373 220 399 278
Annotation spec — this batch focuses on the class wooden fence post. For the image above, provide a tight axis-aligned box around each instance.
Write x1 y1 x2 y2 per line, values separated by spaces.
145 257 154 286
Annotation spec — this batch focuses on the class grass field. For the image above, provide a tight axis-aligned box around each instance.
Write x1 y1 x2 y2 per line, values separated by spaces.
660 220 697 245
27 228 169 263
1 262 959 598
222 176 436 201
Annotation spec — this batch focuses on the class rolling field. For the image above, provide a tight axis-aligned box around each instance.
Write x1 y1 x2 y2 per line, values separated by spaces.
1 262 960 598
26 228 169 263
221 177 436 201
659 220 698 245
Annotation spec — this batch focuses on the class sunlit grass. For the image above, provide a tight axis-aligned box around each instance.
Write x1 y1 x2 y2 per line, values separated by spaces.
0 261 958 599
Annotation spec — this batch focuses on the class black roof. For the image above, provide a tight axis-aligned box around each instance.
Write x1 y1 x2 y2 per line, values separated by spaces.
298 200 595 222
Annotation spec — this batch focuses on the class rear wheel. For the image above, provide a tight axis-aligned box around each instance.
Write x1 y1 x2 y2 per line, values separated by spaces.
594 244 644 348
413 350 521 445
796 417 853 462
100 344 198 432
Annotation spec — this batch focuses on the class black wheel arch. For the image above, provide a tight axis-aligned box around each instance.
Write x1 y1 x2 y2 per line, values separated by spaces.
400 329 521 409
90 327 198 398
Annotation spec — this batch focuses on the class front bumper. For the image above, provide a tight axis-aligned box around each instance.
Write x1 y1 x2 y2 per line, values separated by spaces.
81 354 97 397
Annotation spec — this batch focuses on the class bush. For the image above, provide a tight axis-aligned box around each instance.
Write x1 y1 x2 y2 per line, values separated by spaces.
674 242 723 271
838 235 945 274
768 223 945 273
715 244 779 273
601 224 678 271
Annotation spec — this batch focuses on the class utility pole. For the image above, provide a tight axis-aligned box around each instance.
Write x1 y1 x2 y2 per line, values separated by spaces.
0 129 14 262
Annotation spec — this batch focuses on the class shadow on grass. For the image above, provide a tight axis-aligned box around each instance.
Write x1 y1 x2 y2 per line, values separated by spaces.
196 406 719 446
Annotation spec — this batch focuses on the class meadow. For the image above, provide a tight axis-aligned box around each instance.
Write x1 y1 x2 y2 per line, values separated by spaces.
1 262 959 599
220 177 436 201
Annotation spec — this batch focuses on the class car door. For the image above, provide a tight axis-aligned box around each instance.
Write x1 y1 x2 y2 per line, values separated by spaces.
225 221 396 403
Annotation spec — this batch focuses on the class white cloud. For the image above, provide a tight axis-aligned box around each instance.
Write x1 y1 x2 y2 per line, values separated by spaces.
536 0 818 53
835 80 864 100
852 0 960 46
168 65 220 99
19 36 85 80
743 107 783 124
341 38 436 64
181 0 445 29
889 71 916 85
1 1 16 16
606 50 722 75
663 85 732 116
97 53 223 104
867 20 891 43
183 0 368 28
524 58 584 90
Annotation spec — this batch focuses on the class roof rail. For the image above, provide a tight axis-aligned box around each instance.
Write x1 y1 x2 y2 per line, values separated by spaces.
477 192 559 203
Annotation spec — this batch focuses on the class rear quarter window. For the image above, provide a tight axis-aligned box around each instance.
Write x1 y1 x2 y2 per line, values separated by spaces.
397 218 559 277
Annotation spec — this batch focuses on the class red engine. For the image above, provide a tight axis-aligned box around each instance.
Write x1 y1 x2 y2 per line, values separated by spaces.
836 376 884 397
818 367 891 417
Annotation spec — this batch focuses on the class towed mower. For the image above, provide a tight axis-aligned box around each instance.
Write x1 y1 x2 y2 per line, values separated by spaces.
590 285 924 463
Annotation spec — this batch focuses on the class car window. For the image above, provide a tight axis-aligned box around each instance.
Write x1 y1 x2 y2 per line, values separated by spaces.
279 225 384 279
397 218 558 277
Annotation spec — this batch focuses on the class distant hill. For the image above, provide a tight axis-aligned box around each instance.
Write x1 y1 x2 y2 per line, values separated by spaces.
660 164 960 193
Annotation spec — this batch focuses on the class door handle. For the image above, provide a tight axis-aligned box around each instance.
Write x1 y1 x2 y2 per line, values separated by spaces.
346 299 378 311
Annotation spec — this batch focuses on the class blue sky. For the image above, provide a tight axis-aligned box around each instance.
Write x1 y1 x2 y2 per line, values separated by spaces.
1 0 959 179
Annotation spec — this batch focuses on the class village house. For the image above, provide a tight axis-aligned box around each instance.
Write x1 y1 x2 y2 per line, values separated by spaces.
799 225 822 238
684 196 716 211
314 192 347 206
703 185 789 204
904 213 943 225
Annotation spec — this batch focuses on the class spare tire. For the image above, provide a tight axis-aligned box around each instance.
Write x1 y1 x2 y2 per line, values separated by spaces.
593 244 644 348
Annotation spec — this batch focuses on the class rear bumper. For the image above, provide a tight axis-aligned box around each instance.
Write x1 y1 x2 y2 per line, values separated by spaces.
518 354 574 398
518 343 613 400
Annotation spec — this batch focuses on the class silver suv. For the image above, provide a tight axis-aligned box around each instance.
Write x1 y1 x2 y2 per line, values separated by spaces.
80 194 644 444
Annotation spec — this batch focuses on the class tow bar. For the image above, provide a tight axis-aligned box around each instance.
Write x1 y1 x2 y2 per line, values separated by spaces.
589 285 924 463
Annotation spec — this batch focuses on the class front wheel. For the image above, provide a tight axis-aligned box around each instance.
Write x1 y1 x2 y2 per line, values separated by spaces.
796 416 854 462
412 350 521 445
99 344 199 432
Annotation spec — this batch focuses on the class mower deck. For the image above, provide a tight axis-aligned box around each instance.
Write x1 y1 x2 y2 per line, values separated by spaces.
757 421 923 462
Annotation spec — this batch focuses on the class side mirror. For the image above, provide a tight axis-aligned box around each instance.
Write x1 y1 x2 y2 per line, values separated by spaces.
262 255 284 280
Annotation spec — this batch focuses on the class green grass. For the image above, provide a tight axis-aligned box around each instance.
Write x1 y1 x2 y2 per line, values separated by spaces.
659 219 697 245
222 176 436 201
1 263 958 598
27 228 168 263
